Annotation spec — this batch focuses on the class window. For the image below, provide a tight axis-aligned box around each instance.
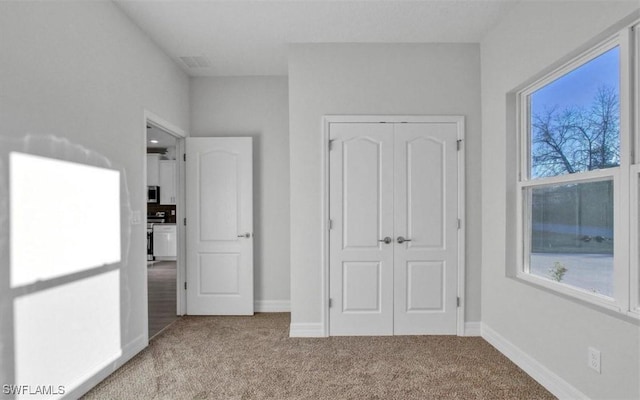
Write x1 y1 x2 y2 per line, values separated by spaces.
517 23 638 315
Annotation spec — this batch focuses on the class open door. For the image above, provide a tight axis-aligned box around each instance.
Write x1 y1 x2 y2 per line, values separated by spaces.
185 137 253 315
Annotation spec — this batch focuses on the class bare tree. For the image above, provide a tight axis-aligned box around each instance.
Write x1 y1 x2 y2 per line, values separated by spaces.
531 85 619 178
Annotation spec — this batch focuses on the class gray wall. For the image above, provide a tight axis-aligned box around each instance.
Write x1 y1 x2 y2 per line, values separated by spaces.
481 2 640 398
190 76 291 306
288 43 482 328
0 1 189 396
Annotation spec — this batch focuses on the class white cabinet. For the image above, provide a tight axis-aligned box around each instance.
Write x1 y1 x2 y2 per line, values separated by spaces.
153 224 177 259
159 160 176 205
146 154 160 186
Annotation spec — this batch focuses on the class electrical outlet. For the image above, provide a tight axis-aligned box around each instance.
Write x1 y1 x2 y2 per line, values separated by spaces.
588 347 601 373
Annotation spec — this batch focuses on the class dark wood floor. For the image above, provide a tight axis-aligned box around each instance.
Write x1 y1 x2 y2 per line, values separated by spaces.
147 261 179 338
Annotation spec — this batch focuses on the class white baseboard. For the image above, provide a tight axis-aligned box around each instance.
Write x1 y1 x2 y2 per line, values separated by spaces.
254 300 290 312
289 322 325 337
463 321 481 336
64 334 148 399
481 323 588 400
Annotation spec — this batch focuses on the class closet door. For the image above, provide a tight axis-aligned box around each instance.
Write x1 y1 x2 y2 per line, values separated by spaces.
329 123 395 335
393 123 459 335
328 119 461 336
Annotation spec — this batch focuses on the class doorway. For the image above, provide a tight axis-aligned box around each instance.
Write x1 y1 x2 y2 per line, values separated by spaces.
324 116 466 336
144 112 186 339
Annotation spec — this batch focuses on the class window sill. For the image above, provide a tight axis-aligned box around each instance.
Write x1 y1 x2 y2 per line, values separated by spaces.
515 271 623 313
626 309 640 320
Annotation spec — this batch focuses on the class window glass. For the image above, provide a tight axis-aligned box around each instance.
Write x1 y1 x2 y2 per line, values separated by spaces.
527 180 614 297
530 47 620 179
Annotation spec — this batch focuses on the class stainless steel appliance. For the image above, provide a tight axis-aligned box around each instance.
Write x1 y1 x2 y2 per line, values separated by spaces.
147 186 159 203
147 216 165 261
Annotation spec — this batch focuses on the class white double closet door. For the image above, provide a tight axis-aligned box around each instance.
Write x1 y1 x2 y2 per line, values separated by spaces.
329 120 460 336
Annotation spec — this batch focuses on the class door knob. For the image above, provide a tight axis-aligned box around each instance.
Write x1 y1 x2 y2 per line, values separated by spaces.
378 236 392 244
397 236 412 244
237 232 252 238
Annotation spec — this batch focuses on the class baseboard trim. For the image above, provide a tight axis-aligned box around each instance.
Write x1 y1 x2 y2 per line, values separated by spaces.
463 321 481 336
254 300 290 312
289 322 325 338
481 323 588 400
64 333 148 399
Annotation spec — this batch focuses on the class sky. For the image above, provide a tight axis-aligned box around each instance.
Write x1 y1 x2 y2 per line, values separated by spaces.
531 46 620 115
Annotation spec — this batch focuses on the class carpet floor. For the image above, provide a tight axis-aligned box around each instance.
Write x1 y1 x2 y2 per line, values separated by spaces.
84 313 555 399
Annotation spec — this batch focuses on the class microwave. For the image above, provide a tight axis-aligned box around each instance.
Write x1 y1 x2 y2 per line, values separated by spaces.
147 186 159 203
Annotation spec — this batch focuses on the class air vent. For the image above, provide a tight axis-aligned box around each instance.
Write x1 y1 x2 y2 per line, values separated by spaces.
178 55 212 69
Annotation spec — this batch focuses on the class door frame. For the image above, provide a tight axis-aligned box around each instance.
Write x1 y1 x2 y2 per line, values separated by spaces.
321 115 466 337
143 110 188 319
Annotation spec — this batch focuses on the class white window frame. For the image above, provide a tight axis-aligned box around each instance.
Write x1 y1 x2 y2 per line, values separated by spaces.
630 23 640 316
631 164 639 315
516 23 638 316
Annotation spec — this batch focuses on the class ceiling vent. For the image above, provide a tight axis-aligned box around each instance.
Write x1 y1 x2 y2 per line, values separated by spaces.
178 55 212 69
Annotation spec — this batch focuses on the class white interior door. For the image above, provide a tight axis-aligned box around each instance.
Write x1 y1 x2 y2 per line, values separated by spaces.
393 123 458 335
329 123 395 335
186 137 253 315
329 120 460 335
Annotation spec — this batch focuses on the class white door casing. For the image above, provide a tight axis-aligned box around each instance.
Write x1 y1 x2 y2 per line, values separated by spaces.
327 117 463 336
186 137 254 315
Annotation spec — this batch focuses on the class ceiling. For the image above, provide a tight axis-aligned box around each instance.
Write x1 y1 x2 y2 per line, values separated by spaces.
115 0 520 77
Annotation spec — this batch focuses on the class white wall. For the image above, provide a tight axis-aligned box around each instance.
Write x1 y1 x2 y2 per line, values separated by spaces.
190 77 290 307
288 44 482 329
481 2 640 399
0 1 189 397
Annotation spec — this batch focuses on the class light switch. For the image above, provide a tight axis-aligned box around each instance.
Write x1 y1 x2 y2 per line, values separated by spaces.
130 210 141 225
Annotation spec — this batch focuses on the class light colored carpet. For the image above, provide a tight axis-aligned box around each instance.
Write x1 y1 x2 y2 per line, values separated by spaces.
84 313 555 399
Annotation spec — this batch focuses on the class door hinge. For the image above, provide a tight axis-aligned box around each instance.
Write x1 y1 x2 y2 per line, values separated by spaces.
184 282 187 290
456 139 462 151
329 139 335 151
328 219 333 230
457 219 461 229
329 298 333 308
457 297 460 307
183 153 186 161
184 218 187 226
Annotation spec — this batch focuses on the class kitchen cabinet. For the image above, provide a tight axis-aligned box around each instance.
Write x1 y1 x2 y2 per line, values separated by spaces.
159 160 176 205
146 154 160 186
153 224 177 259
